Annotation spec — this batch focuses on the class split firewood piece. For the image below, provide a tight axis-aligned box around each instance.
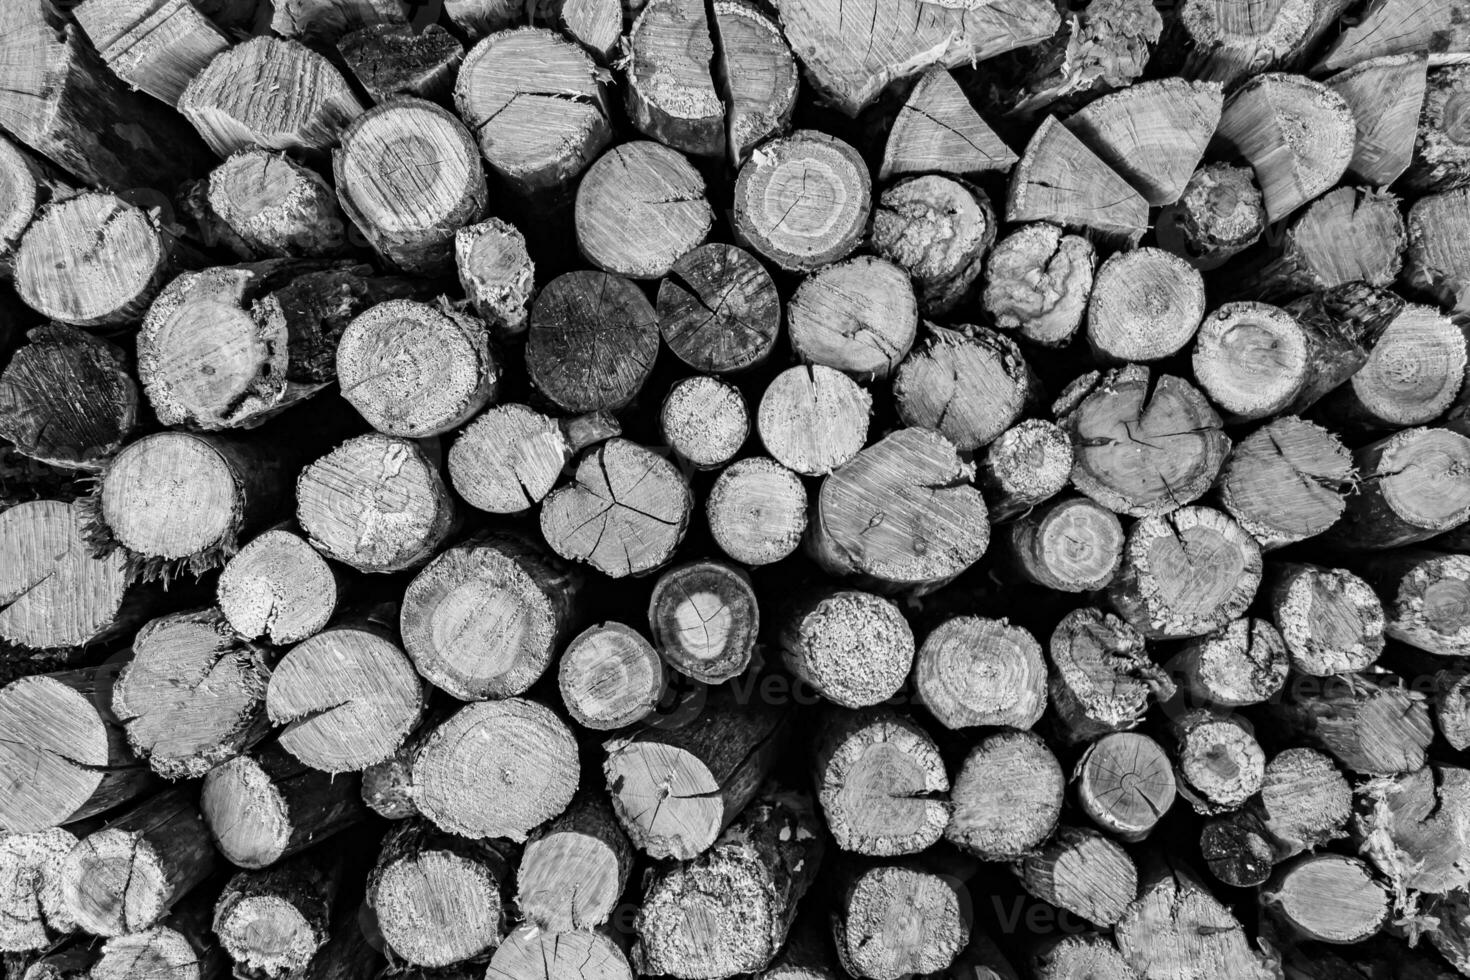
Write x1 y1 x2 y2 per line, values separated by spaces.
603 694 785 859
403 533 578 701
1006 117 1149 246
1407 189 1470 314
979 420 1073 522
0 826 76 952
55 788 215 936
559 623 666 731
179 38 365 156
1156 163 1266 270
337 300 498 438
213 856 336 979
808 427 990 591
1317 0 1470 71
881 68 1017 181
516 794 632 931
660 376 750 470
205 151 346 259
95 432 285 579
271 0 408 41
894 323 1035 452
1406 65 1470 193
1172 618 1289 708
813 708 947 855
786 256 917 382
1048 607 1170 742
1353 549 1470 655
73 0 228 107
575 141 712 279
706 456 808 567
90 908 227 980
445 0 522 37
1331 427 1470 550
658 243 780 374
454 28 613 195
636 792 823 976
368 820 512 968
334 99 488 275
1018 826 1138 927
1086 247 1207 363
0 328 137 471
1281 284 1402 415
623 0 722 155
447 404 577 514
1007 496 1125 593
648 561 759 685
217 528 341 645
1217 416 1351 550
1074 732 1176 841
1064 78 1222 205
201 747 365 868
1172 710 1266 813
526 270 659 413
266 621 425 773
769 0 1058 116
1191 303 1309 421
1033 936 1135 980
14 192 167 329
0 9 210 188
1393 651 1470 749
915 616 1045 731
0 135 70 278
488 925 632 980
412 698 578 840
756 365 871 477
1108 506 1263 640
1319 303 1465 431
1060 365 1228 518
0 497 135 653
715 0 801 164
1269 563 1385 676
338 23 465 103
295 434 456 574
113 608 273 780
1248 186 1406 300
778 590 913 709
1326 52 1428 185
732 130 871 271
1271 671 1433 774
1174 0 1310 85
1115 864 1275 980
982 223 1095 347
1213 73 1356 223
832 861 969 979
1256 747 1350 857
455 218 534 339
946 729 1063 860
871 176 996 315
540 439 693 578
1201 813 1275 888
1353 762 1470 896
1265 854 1389 944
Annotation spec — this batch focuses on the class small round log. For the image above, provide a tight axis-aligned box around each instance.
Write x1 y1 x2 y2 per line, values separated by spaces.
1017 826 1137 927
832 864 969 980
892 323 1035 452
575 141 712 279
786 256 917 381
1006 496 1125 593
1257 747 1351 857
1216 416 1351 550
706 456 808 567
756 365 871 477
982 222 1095 347
453 27 613 194
1156 163 1266 270
212 858 334 979
540 438 693 578
1330 427 1470 549
1406 64 1470 194
526 270 660 414
1033 935 1135 980
648 560 759 685
455 218 534 339
1048 607 1167 742
732 130 871 272
1086 246 1206 363
295 434 456 574
1356 549 1470 656
1172 710 1266 813
814 708 948 856
1172 617 1289 708
411 698 579 841
914 616 1046 730
660 376 749 470
0 828 77 953
945 729 1063 860
516 793 632 932
200 747 366 868
657 243 780 374
205 150 345 259
489 926 633 980
1074 732 1176 842
1264 854 1389 944
1191 302 1309 421
870 176 996 315
216 529 340 646
559 623 666 731
1200 811 1276 888
1319 303 1465 430
979 419 1073 522
779 590 914 710
448 404 572 515
1269 563 1386 676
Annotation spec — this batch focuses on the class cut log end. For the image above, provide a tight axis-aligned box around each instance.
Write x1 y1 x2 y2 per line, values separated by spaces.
706 456 808 567
914 616 1046 730
786 255 917 380
757 365 871 477
217 529 339 646
1007 496 1125 593
660 376 750 470
733 130 871 272
1075 732 1176 841
559 623 666 731
575 140 712 280
833 865 969 979
648 560 760 685
1270 563 1386 677
780 590 914 709
946 729 1063 860
982 222 1095 348
657 242 781 374
527 271 659 415
1087 247 1206 363
1191 302 1309 420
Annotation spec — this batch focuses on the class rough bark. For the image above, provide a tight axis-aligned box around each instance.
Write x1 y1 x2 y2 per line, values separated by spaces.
913 616 1046 729
337 23 464 103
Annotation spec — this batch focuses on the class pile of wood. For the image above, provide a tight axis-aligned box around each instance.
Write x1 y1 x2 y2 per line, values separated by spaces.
2 0 1470 977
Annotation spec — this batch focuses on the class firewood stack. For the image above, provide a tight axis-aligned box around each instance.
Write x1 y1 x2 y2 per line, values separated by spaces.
2 0 1470 977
